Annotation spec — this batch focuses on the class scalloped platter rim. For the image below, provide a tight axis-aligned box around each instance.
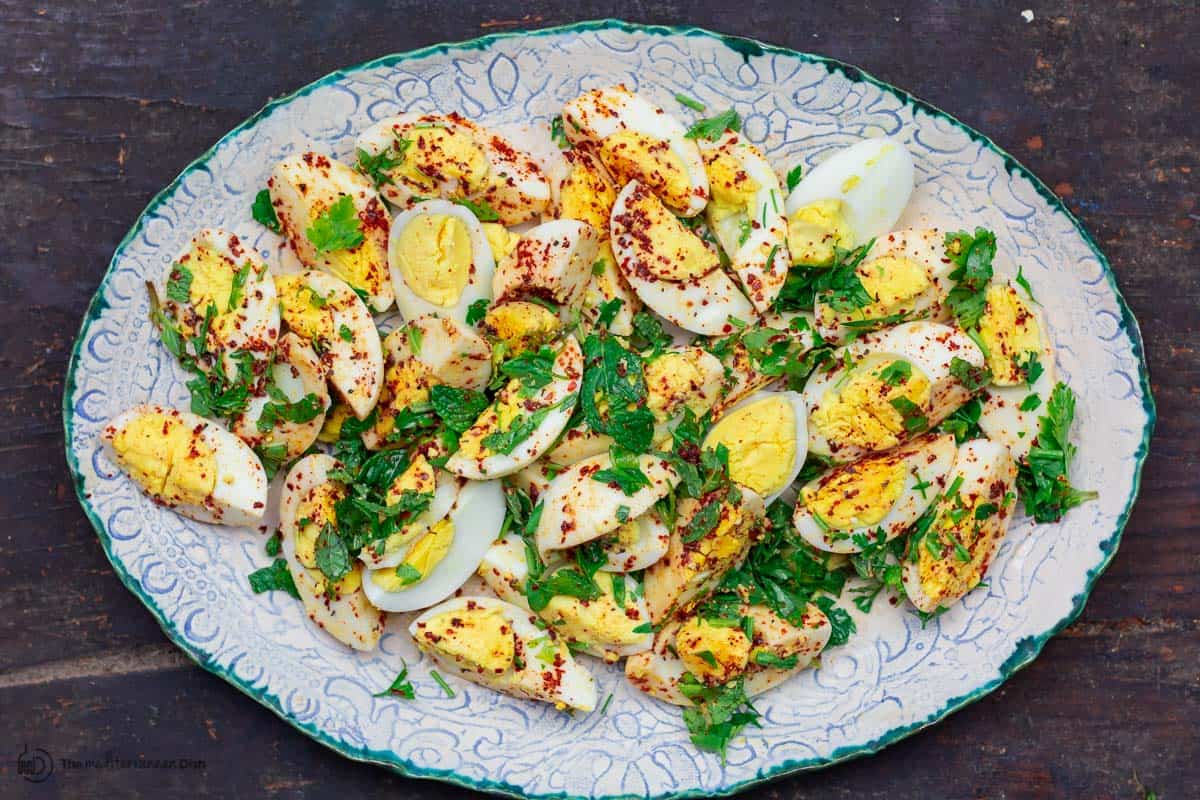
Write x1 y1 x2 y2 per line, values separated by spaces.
63 19 1154 800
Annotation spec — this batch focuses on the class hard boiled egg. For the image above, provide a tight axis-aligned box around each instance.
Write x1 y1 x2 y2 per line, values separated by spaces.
388 200 496 325
550 144 618 232
357 454 463 569
579 240 641 336
277 454 385 650
794 432 958 553
702 131 790 312
156 228 279 383
976 281 1057 460
813 228 956 342
355 112 551 225
476 535 654 660
444 336 583 479
491 219 599 313
269 153 394 312
711 313 818 417
410 596 597 711
562 86 709 216
783 137 914 265
611 180 755 335
625 602 830 705
804 321 986 462
902 438 1019 613
362 477 505 612
103 405 268 526
231 332 330 460
275 271 384 419
535 450 681 557
545 344 723 467
363 315 493 450
643 487 765 623
703 390 808 505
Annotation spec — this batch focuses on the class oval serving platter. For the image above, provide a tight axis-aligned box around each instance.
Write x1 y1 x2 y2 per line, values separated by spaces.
63 19 1153 799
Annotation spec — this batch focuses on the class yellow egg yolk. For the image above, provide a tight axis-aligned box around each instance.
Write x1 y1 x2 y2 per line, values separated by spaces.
705 150 760 211
295 481 344 568
618 184 716 281
812 358 931 451
541 572 643 647
599 130 694 212
978 284 1042 386
275 275 335 342
372 517 455 590
675 617 751 685
483 301 560 354
801 456 908 530
644 352 704 422
373 357 435 440
182 244 235 316
684 498 749 572
482 223 521 263
423 606 515 673
397 126 489 195
615 519 642 548
110 412 216 507
317 402 354 443
393 214 474 307
787 200 853 266
856 255 930 318
918 493 994 605
559 154 617 231
453 379 524 460
704 397 797 497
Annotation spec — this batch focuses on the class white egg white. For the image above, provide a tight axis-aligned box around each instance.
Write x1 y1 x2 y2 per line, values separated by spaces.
784 136 914 246
269 153 394 312
492 218 599 313
902 438 1019 613
388 200 497 325
642 487 765 623
409 595 597 711
535 450 681 558
475 535 654 659
103 405 269 526
362 478 505 612
794 432 958 554
277 454 384 651
599 510 671 572
357 471 463 570
562 85 709 216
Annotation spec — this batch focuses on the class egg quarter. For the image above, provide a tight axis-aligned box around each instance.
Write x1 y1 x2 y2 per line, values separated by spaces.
562 85 710 217
409 596 597 711
274 270 384 420
269 152 394 312
491 218 600 315
102 404 269 527
157 228 280 387
388 199 497 325
230 331 330 459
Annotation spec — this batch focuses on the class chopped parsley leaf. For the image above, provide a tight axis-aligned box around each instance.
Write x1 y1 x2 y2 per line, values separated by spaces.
252 189 282 233
305 195 364 253
684 108 741 141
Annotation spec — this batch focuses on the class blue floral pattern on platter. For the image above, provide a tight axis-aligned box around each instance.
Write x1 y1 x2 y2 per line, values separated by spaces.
63 20 1153 800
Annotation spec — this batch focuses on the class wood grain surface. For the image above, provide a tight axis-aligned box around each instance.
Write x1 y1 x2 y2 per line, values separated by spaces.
2 1 1196 798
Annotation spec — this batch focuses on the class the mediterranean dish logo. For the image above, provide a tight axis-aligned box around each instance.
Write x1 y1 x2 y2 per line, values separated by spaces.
17 746 205 783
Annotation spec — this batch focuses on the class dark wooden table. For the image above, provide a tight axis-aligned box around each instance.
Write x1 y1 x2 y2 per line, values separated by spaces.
2 1 1195 798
